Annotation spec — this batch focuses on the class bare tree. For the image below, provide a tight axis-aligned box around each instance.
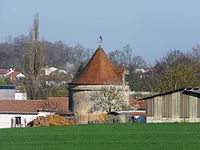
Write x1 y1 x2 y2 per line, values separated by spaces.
123 44 133 66
109 44 135 67
152 50 199 92
109 49 126 66
190 44 200 61
23 13 45 99
132 55 147 69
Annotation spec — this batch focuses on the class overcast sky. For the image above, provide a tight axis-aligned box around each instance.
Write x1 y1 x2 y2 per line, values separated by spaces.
1 0 200 63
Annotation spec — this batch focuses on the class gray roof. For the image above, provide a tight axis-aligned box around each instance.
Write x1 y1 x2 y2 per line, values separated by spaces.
142 88 200 100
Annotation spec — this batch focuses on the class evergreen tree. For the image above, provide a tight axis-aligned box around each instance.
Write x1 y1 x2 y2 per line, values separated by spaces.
75 62 85 79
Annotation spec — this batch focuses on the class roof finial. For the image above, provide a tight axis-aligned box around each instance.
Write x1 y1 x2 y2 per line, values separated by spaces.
98 35 103 48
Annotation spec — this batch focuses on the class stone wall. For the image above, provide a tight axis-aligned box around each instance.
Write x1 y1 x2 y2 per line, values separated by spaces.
69 84 130 124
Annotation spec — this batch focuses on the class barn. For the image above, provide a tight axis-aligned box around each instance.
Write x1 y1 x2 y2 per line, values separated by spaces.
144 88 200 123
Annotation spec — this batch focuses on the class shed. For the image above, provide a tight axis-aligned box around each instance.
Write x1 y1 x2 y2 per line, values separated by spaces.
143 88 200 123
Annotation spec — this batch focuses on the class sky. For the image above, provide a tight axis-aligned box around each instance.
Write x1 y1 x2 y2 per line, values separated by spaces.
1 0 200 64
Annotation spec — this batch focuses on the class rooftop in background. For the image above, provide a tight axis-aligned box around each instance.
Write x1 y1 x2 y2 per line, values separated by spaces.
0 69 9 75
0 68 25 79
70 47 124 85
6 71 25 78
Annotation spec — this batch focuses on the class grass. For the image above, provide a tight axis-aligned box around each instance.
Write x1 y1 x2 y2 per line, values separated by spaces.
0 123 200 150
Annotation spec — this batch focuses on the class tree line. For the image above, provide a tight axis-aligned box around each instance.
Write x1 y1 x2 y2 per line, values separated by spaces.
0 37 93 73
105 41 200 93
1 14 200 99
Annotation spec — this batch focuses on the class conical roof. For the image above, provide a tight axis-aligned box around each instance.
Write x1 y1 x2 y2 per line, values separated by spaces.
70 47 122 85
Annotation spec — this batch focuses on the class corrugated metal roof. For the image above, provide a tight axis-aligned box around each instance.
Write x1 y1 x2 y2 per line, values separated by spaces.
142 88 200 100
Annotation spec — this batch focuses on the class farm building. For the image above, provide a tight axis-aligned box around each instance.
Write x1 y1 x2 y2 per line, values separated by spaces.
68 46 130 124
107 110 146 123
144 88 200 123
0 97 70 128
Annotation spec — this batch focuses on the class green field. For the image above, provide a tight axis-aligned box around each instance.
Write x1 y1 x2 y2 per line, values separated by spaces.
0 123 200 150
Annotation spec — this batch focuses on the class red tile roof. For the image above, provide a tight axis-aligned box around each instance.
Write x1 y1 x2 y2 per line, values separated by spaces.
6 71 21 78
0 97 68 113
70 47 122 85
0 69 9 74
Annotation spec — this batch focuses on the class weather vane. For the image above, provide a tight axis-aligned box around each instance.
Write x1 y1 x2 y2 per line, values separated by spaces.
98 35 103 48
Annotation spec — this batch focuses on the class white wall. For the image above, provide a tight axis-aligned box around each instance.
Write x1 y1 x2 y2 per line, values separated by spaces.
0 112 52 128
147 117 200 123
15 93 27 100
0 89 15 99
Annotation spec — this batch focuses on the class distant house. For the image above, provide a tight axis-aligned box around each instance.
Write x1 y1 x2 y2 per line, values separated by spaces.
41 67 59 75
0 97 70 128
0 68 25 84
144 88 200 123
40 66 72 85
40 67 68 76
135 66 155 78
6 71 25 81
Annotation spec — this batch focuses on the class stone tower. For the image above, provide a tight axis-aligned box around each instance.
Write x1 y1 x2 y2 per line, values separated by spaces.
68 47 130 124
